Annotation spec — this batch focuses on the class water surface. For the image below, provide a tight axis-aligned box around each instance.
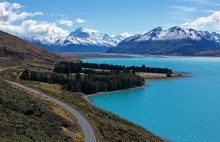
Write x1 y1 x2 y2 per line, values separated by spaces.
83 57 220 142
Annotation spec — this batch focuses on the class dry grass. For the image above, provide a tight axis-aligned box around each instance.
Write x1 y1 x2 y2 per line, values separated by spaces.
39 82 62 95
62 127 83 142
10 82 83 142
137 72 182 79
0 57 21 68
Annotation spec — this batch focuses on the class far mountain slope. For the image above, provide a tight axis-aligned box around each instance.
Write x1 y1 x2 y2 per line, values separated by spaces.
26 27 131 53
108 26 220 56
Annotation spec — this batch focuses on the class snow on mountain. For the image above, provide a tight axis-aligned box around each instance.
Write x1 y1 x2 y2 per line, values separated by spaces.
108 26 220 55
27 35 66 45
135 26 215 42
136 27 165 42
26 26 131 50
211 32 220 43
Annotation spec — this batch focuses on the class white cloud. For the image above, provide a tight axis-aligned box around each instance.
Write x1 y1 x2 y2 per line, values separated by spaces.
0 2 43 25
20 20 69 37
10 3 22 9
181 11 220 29
0 20 69 37
0 2 68 38
169 6 196 12
57 19 73 27
75 18 86 23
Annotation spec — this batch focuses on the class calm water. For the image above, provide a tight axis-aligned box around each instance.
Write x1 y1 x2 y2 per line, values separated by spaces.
83 57 220 142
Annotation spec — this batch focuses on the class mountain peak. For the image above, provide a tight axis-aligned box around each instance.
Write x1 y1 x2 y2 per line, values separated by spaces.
68 26 100 38
168 26 184 31
75 26 88 32
146 27 164 36
152 27 164 32
74 26 99 33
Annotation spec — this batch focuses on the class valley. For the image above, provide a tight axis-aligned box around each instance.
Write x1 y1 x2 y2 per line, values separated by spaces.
0 30 165 142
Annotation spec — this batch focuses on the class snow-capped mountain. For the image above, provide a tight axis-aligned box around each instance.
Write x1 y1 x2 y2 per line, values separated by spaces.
108 26 220 55
211 32 220 43
25 26 131 52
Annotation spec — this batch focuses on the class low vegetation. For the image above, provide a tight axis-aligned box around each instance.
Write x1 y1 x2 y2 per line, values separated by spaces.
21 81 164 142
0 57 22 68
0 79 82 142
1 59 167 142
2 64 164 142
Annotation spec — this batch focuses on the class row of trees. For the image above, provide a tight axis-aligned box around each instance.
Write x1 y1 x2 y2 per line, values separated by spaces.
53 61 172 74
54 62 83 74
83 69 115 76
20 69 144 94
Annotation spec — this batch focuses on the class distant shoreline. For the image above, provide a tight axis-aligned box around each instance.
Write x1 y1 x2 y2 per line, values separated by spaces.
58 52 220 59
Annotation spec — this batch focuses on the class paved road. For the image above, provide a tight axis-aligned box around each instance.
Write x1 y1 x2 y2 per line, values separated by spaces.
1 68 98 142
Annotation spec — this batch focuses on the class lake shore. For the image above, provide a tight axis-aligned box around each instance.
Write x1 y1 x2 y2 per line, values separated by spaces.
84 71 192 103
145 72 192 81
84 85 147 103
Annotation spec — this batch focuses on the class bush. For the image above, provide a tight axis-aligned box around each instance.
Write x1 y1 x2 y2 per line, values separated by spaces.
167 73 172 77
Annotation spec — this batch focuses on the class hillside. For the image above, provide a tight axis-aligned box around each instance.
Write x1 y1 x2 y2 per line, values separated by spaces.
0 30 60 61
107 26 220 56
0 79 82 142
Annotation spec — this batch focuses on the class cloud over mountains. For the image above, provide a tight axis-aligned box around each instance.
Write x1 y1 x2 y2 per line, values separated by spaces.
182 11 220 29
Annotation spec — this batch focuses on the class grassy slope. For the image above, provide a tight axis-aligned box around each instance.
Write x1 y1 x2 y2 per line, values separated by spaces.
0 31 84 141
0 30 80 69
23 81 164 142
0 77 83 142
2 64 164 142
0 30 59 61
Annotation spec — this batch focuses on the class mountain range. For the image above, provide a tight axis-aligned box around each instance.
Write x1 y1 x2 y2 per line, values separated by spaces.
3 26 220 56
107 26 220 56
24 26 131 53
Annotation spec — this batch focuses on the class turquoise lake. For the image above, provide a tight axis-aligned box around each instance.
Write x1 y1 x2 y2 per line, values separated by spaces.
83 57 220 142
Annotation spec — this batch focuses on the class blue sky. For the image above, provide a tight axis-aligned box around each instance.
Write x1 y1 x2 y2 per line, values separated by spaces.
1 0 220 36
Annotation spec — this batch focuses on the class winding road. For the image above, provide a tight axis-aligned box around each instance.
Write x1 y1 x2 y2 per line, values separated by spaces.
0 67 98 142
